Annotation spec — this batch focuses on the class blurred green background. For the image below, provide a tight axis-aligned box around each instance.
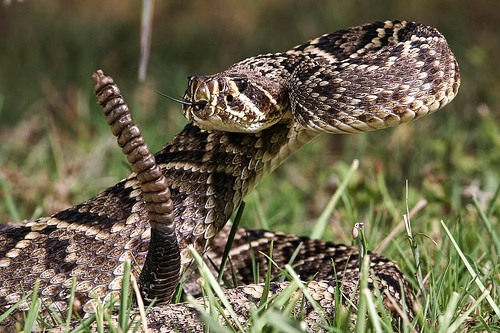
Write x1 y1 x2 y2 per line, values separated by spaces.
0 0 499 240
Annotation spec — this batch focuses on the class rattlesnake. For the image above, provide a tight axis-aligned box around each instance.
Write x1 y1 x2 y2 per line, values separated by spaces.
0 20 459 331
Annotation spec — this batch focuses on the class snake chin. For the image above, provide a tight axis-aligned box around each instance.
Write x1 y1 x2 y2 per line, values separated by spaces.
189 113 271 133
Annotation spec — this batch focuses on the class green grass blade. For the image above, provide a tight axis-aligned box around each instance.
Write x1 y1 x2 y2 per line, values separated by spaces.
266 280 300 310
23 280 40 332
257 240 273 311
217 202 245 284
354 255 369 333
230 260 239 289
252 191 269 230
250 279 302 332
265 309 306 333
0 95 4 119
248 233 260 285
440 220 500 319
472 196 500 255
477 315 495 333
285 264 328 324
64 277 78 330
310 159 358 239
23 298 41 332
437 292 460 333
283 291 305 322
187 295 233 333
278 242 303 283
0 176 21 222
376 170 398 221
191 248 245 331
96 300 105 333
0 293 31 324
486 181 500 218
118 259 132 330
28 206 44 221
71 313 97 333
103 304 118 333
172 277 186 304
362 288 383 333
203 279 233 331
447 289 490 332
372 283 394 331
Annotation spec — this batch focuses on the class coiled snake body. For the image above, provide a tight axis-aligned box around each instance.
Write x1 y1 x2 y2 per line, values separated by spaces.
0 20 459 331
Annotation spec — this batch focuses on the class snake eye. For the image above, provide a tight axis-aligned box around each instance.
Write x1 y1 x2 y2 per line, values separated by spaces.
234 78 248 92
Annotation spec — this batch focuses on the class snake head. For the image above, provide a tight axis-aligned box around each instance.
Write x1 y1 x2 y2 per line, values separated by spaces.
182 74 288 133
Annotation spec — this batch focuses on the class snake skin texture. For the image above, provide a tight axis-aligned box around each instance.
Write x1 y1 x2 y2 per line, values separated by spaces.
0 20 459 331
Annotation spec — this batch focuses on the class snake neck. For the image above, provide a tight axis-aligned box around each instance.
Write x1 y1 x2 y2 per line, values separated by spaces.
150 120 318 272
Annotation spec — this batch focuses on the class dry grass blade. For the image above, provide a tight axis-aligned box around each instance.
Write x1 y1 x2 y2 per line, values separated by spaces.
375 198 427 254
139 0 155 81
131 272 149 333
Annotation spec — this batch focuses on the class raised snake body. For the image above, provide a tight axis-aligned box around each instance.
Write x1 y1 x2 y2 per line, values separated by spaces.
0 20 459 330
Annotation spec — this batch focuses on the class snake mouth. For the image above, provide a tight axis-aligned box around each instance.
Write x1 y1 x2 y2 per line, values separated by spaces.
155 92 210 122
183 100 208 120
182 75 219 122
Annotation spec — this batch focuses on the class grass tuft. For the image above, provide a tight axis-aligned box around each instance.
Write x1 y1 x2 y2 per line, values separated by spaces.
440 219 500 320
